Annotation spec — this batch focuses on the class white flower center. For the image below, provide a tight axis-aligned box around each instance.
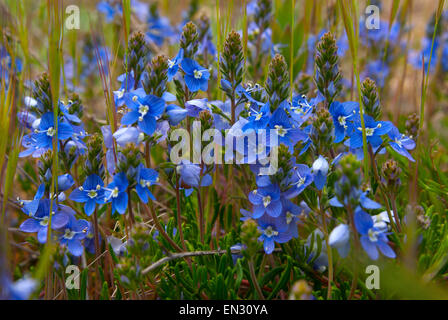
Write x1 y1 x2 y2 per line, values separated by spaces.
263 195 271 208
139 105 149 118
117 89 125 99
264 226 278 238
46 127 56 137
64 229 76 240
275 125 287 137
40 216 49 227
168 59 175 68
286 211 293 224
88 190 98 199
111 187 119 198
194 69 203 79
368 228 379 242
338 116 347 128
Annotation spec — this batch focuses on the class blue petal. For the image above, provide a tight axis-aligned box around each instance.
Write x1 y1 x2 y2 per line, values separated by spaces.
360 236 379 260
138 115 156 135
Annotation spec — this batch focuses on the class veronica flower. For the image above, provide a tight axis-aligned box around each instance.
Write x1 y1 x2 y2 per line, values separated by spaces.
104 172 129 214
69 174 105 216
97 1 122 22
17 111 37 130
176 160 212 190
258 214 292 254
242 102 270 131
114 72 136 107
354 208 396 260
329 101 359 143
185 98 211 117
167 49 184 81
347 114 393 149
276 199 301 238
283 164 314 199
122 93 165 136
180 58 210 92
33 112 73 150
59 215 90 257
329 224 350 258
59 100 81 124
387 126 415 162
330 180 382 210
235 83 264 106
312 155 329 190
289 94 314 126
58 174 74 192
19 199 69 244
267 107 307 152
135 164 159 203
249 184 282 218
19 184 45 217
146 12 175 46
6 277 37 300
113 126 143 147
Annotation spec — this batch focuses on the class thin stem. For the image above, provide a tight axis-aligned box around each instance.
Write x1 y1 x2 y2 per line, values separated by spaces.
347 205 360 299
319 193 333 300
248 258 265 300
197 188 205 244
175 172 187 250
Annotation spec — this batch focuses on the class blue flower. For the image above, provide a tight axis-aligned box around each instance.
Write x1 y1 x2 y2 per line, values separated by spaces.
329 101 359 143
176 160 212 191
58 174 74 192
354 208 396 260
283 164 314 199
387 126 415 162
167 49 184 81
19 199 69 244
181 58 210 92
329 224 350 258
104 172 129 214
114 72 137 107
122 93 165 136
249 184 282 218
113 126 142 147
289 94 314 126
97 1 121 22
312 155 329 190
258 214 292 254
268 107 308 152
347 114 393 149
185 98 211 117
19 183 45 217
146 14 175 47
7 277 37 300
135 164 159 203
59 215 90 257
242 102 270 131
69 174 105 216
166 104 188 126
33 112 73 150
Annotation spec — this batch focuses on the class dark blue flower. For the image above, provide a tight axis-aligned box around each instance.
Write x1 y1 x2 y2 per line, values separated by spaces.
69 174 105 216
354 208 396 260
122 93 165 136
181 58 210 92
267 107 308 151
104 172 129 214
135 164 159 203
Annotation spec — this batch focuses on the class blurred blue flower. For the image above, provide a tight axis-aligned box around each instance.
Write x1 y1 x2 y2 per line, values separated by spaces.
135 164 159 203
